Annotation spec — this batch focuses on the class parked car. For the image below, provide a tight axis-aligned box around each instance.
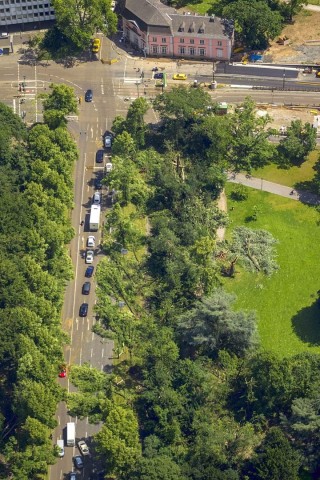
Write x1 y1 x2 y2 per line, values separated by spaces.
58 368 67 378
94 177 103 189
104 133 112 148
79 303 88 317
92 38 101 53
173 73 187 80
85 266 94 278
73 455 84 469
85 89 93 102
96 149 104 163
82 281 91 295
86 250 94 264
92 192 101 205
69 473 77 480
105 162 113 173
154 72 164 79
78 440 90 456
87 235 96 247
57 439 65 457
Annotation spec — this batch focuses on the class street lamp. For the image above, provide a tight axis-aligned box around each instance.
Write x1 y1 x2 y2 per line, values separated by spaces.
282 70 286 89
135 80 140 98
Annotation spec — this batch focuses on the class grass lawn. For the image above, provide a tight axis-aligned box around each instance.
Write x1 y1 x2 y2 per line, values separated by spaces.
252 150 319 188
222 184 320 357
182 0 219 14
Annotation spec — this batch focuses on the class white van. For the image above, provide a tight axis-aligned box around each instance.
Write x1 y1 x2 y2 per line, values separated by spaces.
57 438 64 457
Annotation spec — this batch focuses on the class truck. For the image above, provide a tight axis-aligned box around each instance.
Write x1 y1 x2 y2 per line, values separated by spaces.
89 205 101 231
66 422 75 447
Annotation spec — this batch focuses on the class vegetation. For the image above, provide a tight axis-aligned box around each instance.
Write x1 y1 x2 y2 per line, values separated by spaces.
0 88 77 477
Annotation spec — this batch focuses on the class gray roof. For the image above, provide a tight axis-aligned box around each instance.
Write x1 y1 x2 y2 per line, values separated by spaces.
121 0 175 27
169 13 234 39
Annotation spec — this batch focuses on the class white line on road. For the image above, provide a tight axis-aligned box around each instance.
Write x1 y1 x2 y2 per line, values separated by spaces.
91 126 94 139
101 348 104 358
12 98 16 114
3 73 14 76
91 348 93 358
87 318 90 331
91 332 94 341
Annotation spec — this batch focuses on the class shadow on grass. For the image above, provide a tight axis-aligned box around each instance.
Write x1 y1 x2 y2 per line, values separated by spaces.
292 299 320 346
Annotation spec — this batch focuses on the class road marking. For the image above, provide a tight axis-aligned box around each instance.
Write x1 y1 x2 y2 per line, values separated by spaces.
87 318 90 331
101 348 104 358
12 98 16 113
3 73 14 76
91 332 94 341
91 348 93 358
57 415 60 425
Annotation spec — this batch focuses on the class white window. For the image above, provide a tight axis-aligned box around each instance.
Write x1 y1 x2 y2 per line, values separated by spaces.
189 47 195 55
198 48 205 56
162 37 166 43
161 46 167 54
217 49 223 57
218 40 222 46
179 46 185 54
200 39 204 45
152 45 158 54
180 38 184 43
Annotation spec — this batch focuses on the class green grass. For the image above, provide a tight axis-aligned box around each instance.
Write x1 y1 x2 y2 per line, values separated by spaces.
223 184 320 357
308 0 320 5
252 151 318 188
183 0 218 15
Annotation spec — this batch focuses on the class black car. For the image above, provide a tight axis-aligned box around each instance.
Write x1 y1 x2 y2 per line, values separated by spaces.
94 177 103 189
96 149 104 163
82 282 91 295
154 72 164 79
73 455 84 469
85 89 93 102
85 265 94 278
79 303 88 317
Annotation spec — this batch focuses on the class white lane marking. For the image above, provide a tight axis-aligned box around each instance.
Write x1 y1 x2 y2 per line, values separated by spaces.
101 348 104 358
87 318 90 331
12 98 16 114
91 126 94 139
3 73 14 76
91 332 94 341
123 56 127 81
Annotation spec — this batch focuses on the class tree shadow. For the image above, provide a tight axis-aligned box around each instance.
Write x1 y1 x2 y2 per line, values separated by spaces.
291 298 320 346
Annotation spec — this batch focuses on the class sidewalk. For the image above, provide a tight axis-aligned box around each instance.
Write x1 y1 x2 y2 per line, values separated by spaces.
227 172 320 205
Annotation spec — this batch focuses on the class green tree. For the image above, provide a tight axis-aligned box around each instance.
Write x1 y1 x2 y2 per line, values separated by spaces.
128 455 187 480
245 427 301 480
52 0 117 50
42 83 78 128
223 0 283 49
124 98 149 148
177 289 259 358
94 402 142 477
277 120 316 167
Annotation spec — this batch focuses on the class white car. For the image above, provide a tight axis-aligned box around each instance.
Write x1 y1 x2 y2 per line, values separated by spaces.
93 192 101 205
86 250 94 264
87 236 95 247
57 439 64 457
78 440 90 456
105 162 113 173
104 134 112 148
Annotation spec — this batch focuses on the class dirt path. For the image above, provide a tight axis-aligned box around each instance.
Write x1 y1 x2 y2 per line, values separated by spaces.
216 189 227 242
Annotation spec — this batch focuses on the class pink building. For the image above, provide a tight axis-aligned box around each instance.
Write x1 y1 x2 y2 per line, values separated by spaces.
116 0 234 61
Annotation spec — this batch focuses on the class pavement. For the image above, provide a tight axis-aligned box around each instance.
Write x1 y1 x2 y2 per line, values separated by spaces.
227 172 320 205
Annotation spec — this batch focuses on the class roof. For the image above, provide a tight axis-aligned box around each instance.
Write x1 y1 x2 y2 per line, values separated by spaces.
119 0 175 27
169 13 234 39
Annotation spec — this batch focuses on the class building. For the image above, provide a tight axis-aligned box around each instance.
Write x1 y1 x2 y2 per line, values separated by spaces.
116 0 234 61
0 0 55 28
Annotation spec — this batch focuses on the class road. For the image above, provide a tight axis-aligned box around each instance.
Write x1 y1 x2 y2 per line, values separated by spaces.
0 29 320 479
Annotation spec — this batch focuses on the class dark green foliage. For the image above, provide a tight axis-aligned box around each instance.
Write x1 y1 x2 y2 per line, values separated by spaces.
244 427 301 479
177 289 259 358
277 120 317 167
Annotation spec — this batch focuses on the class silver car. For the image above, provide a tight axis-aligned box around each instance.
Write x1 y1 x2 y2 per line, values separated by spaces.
78 439 90 456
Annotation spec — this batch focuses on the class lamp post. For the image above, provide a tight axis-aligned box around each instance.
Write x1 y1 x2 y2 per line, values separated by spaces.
135 80 140 98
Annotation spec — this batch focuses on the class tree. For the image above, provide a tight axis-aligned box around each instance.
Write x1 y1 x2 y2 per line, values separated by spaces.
128 455 187 480
223 0 282 49
42 83 78 128
94 402 141 477
124 98 149 148
225 226 278 277
245 427 301 480
177 289 259 358
52 0 117 50
227 98 275 172
277 120 316 167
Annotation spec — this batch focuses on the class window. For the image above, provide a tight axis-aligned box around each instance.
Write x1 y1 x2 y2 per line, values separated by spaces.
198 48 206 56
161 37 166 43
217 49 223 57
152 36 157 42
200 39 204 45
152 45 158 54
180 38 184 43
189 47 195 55
179 46 185 54
218 40 222 46
161 46 167 54
189 39 194 44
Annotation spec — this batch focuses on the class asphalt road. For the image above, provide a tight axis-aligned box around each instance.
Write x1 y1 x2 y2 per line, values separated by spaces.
1 30 320 479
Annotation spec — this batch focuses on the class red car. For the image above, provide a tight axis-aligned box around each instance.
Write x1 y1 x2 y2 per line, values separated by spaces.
58 369 67 378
